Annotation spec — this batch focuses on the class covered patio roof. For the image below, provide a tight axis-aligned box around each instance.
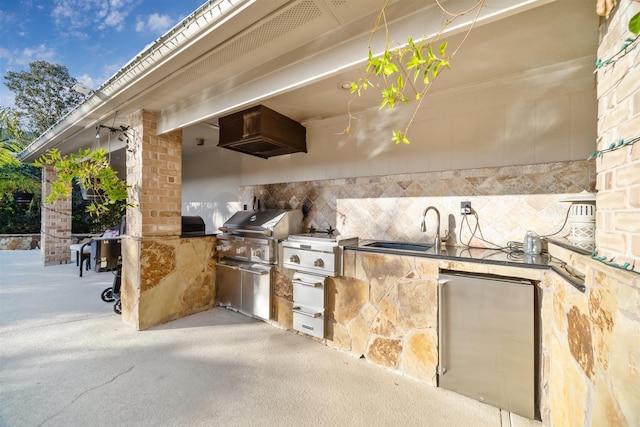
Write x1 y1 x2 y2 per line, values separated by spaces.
18 0 594 164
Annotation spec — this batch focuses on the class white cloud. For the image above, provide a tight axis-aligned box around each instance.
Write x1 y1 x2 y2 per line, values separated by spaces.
102 9 126 31
51 0 140 33
0 88 16 109
147 13 173 33
135 18 145 32
20 45 58 65
135 13 175 35
76 74 97 89
0 44 59 68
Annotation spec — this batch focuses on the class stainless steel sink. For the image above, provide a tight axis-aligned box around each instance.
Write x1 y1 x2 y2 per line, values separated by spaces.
364 241 433 252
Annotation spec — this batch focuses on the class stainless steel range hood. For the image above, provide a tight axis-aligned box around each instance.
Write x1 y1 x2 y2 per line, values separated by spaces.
217 105 307 159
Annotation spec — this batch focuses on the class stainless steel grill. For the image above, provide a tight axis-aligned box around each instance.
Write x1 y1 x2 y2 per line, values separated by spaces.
216 209 304 320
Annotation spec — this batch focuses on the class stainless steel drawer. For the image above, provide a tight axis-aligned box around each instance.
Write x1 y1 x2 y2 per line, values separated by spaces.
293 306 324 339
293 280 324 308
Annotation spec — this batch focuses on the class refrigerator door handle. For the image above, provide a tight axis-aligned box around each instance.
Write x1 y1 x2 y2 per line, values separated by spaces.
438 278 450 376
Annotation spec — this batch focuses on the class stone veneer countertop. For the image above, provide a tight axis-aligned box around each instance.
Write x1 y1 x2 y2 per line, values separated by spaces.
346 240 586 292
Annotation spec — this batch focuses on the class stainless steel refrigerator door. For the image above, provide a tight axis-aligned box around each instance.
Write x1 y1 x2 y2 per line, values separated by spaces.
439 273 534 419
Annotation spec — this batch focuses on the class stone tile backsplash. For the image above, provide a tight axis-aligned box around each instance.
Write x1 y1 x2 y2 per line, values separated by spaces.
239 160 595 247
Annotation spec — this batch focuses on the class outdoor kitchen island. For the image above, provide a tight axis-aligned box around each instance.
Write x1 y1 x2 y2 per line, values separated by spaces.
120 233 218 330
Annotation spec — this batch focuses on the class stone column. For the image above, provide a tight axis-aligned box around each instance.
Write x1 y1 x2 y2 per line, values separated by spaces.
40 164 72 265
120 110 216 330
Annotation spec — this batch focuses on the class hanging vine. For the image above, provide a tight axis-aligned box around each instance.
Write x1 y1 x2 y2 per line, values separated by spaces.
34 147 131 217
345 0 485 144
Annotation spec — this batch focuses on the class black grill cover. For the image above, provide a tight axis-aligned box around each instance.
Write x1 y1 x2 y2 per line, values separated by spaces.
181 216 206 237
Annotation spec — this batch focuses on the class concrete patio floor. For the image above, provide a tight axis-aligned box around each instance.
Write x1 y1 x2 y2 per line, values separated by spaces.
0 250 542 427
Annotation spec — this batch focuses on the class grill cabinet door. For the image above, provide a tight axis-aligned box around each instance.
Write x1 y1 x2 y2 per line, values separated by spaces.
217 263 241 309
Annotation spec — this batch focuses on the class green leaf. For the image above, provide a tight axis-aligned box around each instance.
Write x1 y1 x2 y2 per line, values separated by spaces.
384 63 398 76
629 12 640 35
439 41 448 57
433 61 445 77
412 68 421 83
391 130 410 144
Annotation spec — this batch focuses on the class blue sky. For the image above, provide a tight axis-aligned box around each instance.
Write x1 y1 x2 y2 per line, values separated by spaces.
0 0 205 108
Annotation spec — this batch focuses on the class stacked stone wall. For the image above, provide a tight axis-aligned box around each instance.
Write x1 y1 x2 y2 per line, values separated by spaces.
542 243 639 426
0 235 41 250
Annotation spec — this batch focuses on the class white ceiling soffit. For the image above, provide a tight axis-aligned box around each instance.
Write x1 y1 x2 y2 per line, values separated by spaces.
157 0 555 134
17 0 555 161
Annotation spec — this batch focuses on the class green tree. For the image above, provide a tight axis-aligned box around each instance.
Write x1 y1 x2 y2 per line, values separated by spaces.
0 107 32 166
4 61 87 135
0 107 40 199
0 163 41 233
0 107 41 234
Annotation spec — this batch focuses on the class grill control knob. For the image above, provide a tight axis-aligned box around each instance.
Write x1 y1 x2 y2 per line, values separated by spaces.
289 255 300 264
253 249 262 258
236 247 246 255
314 258 324 267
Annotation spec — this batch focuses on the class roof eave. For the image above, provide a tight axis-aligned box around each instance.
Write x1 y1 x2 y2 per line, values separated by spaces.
18 0 252 163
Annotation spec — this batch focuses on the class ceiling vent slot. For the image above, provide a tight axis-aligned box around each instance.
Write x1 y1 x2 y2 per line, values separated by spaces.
180 1 323 82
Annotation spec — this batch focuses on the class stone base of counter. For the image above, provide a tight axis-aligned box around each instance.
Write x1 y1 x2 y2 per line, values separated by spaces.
121 235 217 330
270 267 294 330
325 252 439 386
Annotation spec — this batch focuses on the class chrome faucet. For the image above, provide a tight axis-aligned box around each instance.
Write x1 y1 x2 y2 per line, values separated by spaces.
421 206 441 252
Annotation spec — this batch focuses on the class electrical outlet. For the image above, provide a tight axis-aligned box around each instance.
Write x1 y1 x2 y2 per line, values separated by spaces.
461 201 471 215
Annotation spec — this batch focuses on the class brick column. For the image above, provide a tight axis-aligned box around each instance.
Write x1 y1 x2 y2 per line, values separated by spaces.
126 110 182 237
595 1 640 267
40 164 72 265
121 110 184 329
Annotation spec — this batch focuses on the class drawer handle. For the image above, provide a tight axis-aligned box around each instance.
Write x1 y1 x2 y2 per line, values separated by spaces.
438 278 450 376
292 279 322 288
237 267 269 275
292 306 322 318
